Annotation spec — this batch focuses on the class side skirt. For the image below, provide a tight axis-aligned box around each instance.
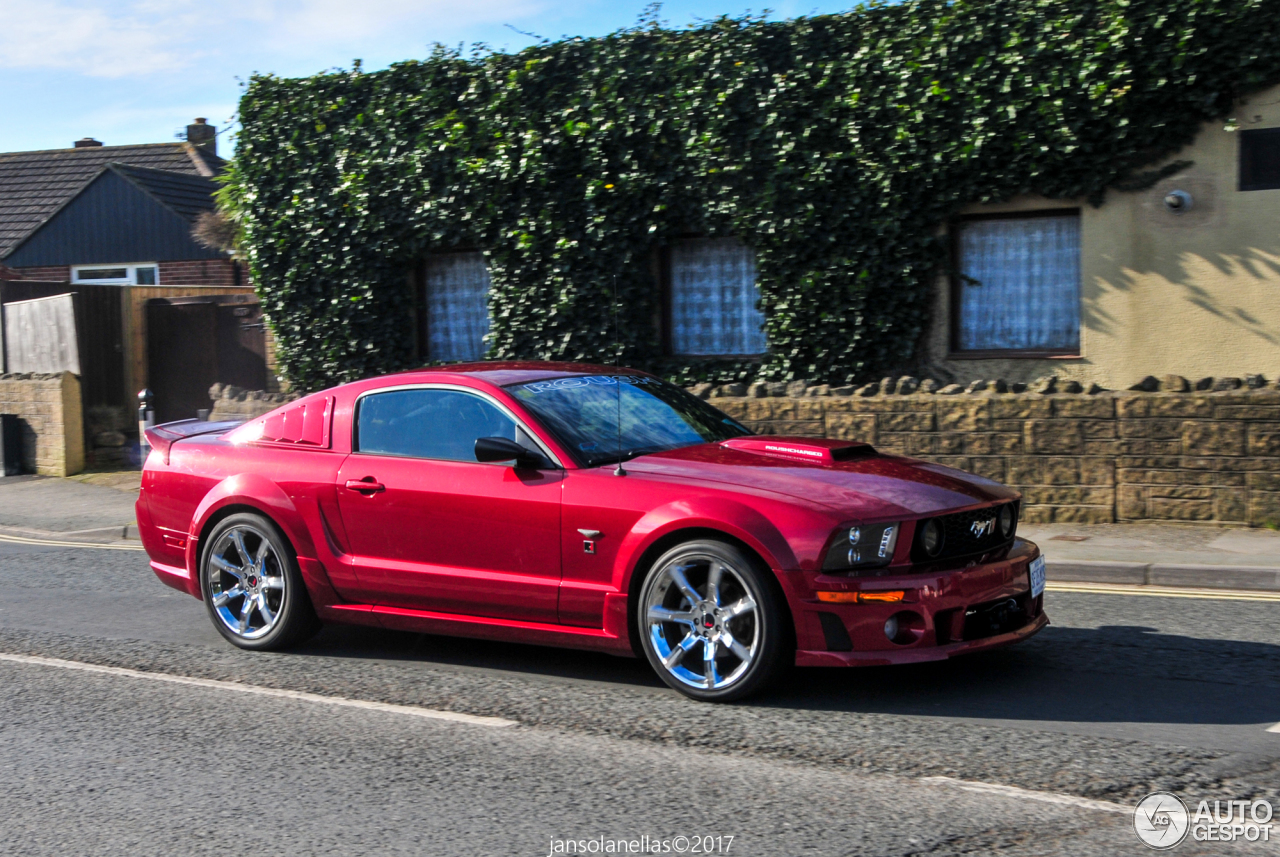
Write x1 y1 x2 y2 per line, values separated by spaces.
318 603 636 656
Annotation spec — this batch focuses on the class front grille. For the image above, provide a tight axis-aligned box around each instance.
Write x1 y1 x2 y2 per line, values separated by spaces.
911 502 1017 563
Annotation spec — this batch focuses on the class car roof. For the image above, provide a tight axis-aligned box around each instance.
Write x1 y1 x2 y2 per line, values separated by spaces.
377 361 651 388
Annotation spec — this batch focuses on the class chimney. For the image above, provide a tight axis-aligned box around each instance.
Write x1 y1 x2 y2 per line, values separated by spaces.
74 137 103 148
186 118 216 156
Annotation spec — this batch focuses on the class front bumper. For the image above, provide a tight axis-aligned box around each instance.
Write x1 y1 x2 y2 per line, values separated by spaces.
792 537 1047 668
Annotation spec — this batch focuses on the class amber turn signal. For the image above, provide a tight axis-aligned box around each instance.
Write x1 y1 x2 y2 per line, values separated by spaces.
816 590 905 604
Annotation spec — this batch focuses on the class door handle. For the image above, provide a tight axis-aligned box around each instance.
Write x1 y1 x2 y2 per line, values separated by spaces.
344 478 385 494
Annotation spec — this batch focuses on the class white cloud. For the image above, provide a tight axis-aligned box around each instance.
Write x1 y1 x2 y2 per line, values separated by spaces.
0 0 548 79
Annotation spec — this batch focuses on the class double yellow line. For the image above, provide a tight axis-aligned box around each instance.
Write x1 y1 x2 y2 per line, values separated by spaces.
1047 581 1280 602
0 533 145 552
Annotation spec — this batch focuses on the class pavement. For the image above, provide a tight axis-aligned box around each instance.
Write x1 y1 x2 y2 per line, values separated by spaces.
0 472 1276 591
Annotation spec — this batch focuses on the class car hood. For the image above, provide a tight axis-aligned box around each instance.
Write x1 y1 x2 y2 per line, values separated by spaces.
625 437 1017 518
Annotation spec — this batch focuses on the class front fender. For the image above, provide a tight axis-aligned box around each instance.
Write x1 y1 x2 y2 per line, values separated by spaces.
599 497 807 643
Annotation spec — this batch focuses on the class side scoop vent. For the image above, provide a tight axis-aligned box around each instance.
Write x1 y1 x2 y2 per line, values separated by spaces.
720 436 875 465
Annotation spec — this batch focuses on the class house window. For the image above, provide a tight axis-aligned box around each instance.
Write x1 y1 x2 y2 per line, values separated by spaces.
71 263 158 285
667 238 767 356
425 252 491 362
952 212 1081 354
1239 128 1280 191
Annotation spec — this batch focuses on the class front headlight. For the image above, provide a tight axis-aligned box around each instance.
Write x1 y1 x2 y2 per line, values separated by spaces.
822 523 900 571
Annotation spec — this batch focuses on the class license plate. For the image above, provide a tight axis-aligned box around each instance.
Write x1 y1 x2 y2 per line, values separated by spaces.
1029 555 1046 598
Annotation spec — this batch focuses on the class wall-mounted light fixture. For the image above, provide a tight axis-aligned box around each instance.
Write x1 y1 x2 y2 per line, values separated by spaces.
1163 189 1193 213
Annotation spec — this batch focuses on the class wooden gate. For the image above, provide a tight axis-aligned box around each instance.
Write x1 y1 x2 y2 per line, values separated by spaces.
146 295 268 423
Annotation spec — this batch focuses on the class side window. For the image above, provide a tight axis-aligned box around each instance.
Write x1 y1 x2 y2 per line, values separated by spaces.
425 252 491 362
952 212 1081 354
667 238 767 356
356 389 517 462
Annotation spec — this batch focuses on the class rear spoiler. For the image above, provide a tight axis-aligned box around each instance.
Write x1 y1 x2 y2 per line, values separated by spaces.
145 419 244 464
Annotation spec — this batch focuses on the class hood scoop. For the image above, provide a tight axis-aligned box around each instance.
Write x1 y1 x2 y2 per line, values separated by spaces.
720 436 875 465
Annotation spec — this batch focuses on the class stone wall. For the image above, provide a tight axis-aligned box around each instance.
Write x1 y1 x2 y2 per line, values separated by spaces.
207 384 296 422
0 373 84 477
704 383 1280 526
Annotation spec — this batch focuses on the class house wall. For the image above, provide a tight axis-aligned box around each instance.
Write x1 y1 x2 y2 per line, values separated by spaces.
157 259 239 286
925 83 1280 390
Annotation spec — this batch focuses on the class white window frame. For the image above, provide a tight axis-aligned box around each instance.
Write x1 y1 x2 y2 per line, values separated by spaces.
71 263 159 286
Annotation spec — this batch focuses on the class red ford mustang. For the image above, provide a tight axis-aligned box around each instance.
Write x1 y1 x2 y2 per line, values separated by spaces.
138 362 1047 701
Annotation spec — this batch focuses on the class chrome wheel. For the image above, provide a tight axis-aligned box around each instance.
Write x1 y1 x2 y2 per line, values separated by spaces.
206 525 287 641
644 554 760 691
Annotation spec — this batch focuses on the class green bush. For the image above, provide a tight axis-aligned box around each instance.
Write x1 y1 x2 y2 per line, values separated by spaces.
230 0 1280 392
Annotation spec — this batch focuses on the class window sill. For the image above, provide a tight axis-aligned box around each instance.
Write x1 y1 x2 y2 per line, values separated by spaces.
947 350 1082 360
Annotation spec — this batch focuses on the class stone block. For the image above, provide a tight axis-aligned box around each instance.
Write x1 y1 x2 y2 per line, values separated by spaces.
1083 440 1121 456
1248 492 1280 525
1247 425 1280 456
1006 457 1040 484
993 419 1026 433
1149 486 1213 500
716 400 748 420
904 434 937 455
931 456 971 471
1118 485 1146 519
1148 497 1215 520
969 457 1006 482
964 433 993 455
1215 405 1280 421
825 413 876 442
773 399 825 421
745 400 772 421
1081 420 1117 439
1042 457 1081 485
1214 488 1246 521
880 412 936 432
1247 472 1280 491
991 398 1052 420
1053 397 1115 419
936 400 990 432
992 433 1023 454
1119 418 1182 439
937 434 965 453
1051 506 1115 524
1118 468 1180 485
1025 420 1083 454
1182 421 1245 456
1023 486 1114 506
1080 458 1115 485
1020 505 1054 524
769 420 824 438
1120 440 1184 456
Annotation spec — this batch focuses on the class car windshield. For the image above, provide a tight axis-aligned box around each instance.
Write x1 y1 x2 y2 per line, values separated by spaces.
508 375 751 467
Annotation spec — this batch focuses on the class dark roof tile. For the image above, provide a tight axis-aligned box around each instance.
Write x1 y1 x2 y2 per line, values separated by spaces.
0 142 224 258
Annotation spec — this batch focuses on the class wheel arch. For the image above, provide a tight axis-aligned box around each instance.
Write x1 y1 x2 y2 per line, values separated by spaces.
185 474 317 596
623 525 797 659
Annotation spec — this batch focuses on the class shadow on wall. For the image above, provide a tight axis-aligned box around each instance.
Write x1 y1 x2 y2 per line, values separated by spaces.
1091 247 1280 347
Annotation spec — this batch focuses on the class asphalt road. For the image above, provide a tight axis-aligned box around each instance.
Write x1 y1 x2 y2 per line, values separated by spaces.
0 539 1277 856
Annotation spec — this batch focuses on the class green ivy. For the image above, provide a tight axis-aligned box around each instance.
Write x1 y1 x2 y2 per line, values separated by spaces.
230 0 1280 392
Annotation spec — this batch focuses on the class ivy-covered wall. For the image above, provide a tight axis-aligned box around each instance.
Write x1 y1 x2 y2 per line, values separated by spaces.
229 0 1280 393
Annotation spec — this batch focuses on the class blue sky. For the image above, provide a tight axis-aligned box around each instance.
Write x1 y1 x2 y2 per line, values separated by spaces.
1 0 857 156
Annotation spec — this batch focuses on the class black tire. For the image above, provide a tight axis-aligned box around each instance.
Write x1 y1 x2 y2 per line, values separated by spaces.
200 512 321 650
636 539 791 702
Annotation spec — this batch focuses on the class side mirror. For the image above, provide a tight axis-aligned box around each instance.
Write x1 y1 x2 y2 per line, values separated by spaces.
475 436 543 468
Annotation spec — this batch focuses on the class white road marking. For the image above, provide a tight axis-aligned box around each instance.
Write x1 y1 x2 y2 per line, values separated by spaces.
1267 723 1280 734
920 776 1130 815
1047 582 1280 602
0 533 145 551
0 652 518 728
